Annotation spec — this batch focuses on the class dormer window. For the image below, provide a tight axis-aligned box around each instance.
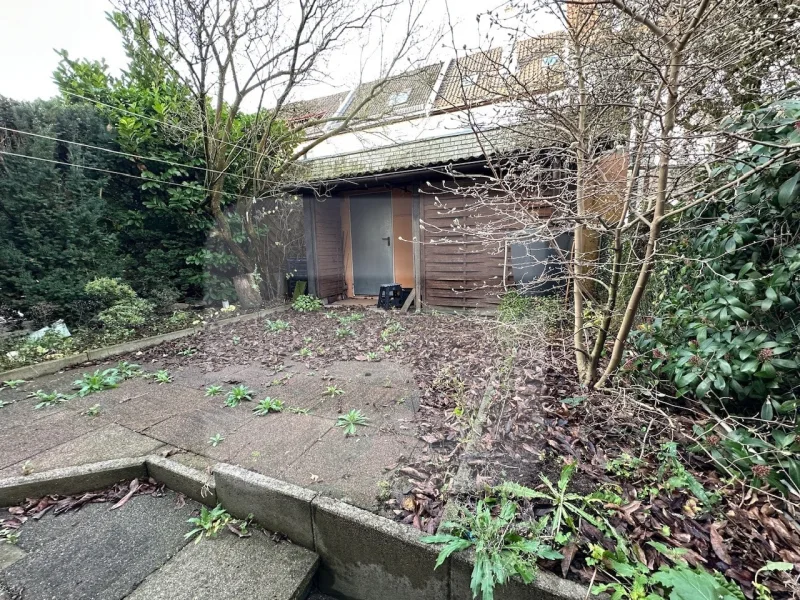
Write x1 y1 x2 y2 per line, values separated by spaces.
388 90 411 106
460 73 480 88
542 54 559 67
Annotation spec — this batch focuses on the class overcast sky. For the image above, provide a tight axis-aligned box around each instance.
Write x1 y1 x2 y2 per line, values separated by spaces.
0 0 559 103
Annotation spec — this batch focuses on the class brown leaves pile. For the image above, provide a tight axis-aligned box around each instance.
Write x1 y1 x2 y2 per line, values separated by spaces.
1 479 166 535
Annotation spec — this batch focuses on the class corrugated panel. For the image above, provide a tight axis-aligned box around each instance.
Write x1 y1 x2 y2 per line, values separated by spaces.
300 126 531 182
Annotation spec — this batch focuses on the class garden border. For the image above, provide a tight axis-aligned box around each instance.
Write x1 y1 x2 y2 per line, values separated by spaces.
0 305 289 382
0 456 591 600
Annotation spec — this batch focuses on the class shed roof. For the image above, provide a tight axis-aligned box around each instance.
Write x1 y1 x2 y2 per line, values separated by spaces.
298 126 529 182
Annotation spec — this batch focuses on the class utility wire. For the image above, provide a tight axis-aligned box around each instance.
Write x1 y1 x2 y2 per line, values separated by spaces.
0 125 280 188
0 149 246 200
61 90 265 159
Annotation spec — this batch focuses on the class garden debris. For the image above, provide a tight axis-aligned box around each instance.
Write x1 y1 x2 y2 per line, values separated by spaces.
0 479 165 539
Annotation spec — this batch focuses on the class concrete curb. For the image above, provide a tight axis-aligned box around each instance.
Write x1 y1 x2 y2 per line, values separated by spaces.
0 455 592 600
145 456 217 507
0 458 147 507
0 305 288 381
214 463 317 550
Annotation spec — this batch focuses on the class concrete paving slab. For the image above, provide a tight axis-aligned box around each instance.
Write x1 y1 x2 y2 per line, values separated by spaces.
285 430 418 510
312 384 417 435
143 407 252 461
0 491 195 600
0 397 68 432
0 411 101 470
170 363 251 389
0 424 164 477
323 360 416 389
126 530 318 600
226 414 333 480
64 378 155 414
0 545 25 570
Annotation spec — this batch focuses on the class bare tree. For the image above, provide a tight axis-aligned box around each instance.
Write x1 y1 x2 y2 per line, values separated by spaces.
428 0 799 385
117 0 435 305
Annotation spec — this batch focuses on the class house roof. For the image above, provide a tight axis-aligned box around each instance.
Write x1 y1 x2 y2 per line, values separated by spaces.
282 91 351 136
343 63 443 121
433 48 505 111
298 125 530 182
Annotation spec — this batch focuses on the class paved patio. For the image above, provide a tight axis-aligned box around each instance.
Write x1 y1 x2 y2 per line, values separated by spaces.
0 358 421 511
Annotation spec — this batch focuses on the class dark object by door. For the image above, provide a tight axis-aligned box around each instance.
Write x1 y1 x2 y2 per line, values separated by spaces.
510 231 573 295
350 194 393 295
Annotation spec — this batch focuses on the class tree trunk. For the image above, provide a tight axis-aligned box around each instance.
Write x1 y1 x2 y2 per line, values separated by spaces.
232 272 263 308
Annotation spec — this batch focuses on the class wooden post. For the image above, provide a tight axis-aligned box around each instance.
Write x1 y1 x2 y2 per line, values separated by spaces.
412 193 422 312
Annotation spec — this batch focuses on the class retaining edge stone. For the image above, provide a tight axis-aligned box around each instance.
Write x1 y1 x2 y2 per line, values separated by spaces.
0 305 288 381
0 457 147 507
311 495 450 600
213 463 317 550
145 456 216 507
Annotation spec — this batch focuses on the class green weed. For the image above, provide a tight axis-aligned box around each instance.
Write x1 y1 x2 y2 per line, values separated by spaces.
225 384 254 407
336 409 367 436
253 397 284 415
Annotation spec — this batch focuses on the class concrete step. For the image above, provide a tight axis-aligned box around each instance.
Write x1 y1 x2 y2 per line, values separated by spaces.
126 533 319 600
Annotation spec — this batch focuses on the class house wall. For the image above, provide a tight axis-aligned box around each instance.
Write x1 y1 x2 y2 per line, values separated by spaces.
313 197 345 301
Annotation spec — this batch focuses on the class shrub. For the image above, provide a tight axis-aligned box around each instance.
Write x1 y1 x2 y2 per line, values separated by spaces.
96 298 154 333
629 99 800 416
146 287 180 313
292 295 323 312
84 278 137 308
498 290 532 322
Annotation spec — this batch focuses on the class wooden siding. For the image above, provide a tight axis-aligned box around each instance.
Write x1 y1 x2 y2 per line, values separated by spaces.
313 198 345 300
421 195 514 308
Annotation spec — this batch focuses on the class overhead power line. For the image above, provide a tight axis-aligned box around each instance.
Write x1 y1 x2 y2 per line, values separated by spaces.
61 90 265 160
0 149 245 200
0 125 279 187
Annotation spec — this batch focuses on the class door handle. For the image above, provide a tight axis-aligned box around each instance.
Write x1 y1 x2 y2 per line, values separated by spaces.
382 236 391 247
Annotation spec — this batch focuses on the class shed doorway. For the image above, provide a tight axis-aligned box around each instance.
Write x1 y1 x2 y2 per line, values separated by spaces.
350 193 394 295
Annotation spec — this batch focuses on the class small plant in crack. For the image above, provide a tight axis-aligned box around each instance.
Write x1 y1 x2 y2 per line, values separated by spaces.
1 527 20 545
30 390 72 409
336 409 368 436
185 504 231 542
115 361 142 379
2 380 26 389
324 385 344 398
154 369 173 384
296 347 313 358
205 385 224 397
208 433 225 447
264 319 291 332
85 404 102 417
253 397 285 415
366 351 379 362
287 406 310 415
335 326 354 338
232 335 241 345
74 369 120 396
225 384 254 407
